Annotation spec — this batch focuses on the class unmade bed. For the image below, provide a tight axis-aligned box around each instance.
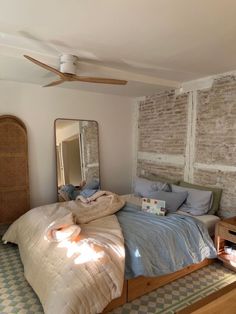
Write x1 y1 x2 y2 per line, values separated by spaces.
121 194 220 236
0 115 221 313
2 192 218 314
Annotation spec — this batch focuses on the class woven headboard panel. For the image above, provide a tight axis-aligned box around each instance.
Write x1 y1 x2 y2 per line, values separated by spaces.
0 115 30 224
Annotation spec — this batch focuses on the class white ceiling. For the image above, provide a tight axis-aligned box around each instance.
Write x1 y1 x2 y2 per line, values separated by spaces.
1 0 236 96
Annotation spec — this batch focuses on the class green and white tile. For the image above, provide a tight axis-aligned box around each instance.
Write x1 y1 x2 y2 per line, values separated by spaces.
1 241 236 314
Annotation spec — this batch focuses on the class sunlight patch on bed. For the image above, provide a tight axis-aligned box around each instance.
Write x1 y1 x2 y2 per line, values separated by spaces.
57 239 105 264
74 242 105 264
135 248 141 257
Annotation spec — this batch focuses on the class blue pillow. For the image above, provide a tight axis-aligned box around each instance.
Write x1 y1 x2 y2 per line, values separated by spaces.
80 188 98 198
59 184 80 200
145 191 188 213
171 184 213 215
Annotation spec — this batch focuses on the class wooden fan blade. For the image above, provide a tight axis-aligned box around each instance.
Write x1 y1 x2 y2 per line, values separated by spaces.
43 79 65 87
72 75 127 85
24 55 64 77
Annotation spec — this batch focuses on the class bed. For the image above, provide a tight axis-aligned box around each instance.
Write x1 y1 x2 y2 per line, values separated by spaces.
103 191 220 312
3 189 219 314
3 193 126 314
121 194 220 237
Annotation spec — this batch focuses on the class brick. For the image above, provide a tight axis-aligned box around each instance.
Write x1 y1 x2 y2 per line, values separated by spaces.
137 160 184 181
196 76 236 166
81 121 99 181
138 91 188 155
137 75 236 217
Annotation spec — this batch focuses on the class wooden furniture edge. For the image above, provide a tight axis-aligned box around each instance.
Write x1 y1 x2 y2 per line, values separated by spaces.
102 280 127 313
215 217 236 271
102 258 214 312
0 115 27 132
175 280 236 314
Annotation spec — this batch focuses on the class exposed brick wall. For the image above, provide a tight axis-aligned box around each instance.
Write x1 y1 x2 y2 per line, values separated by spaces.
136 75 236 217
137 90 188 183
196 76 236 166
138 91 188 155
194 169 236 217
81 121 100 182
193 75 236 216
137 160 184 181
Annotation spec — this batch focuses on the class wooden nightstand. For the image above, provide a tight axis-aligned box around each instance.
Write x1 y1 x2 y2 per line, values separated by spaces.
215 216 236 271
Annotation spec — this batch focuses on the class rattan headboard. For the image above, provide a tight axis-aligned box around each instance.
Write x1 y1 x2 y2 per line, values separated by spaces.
0 115 30 225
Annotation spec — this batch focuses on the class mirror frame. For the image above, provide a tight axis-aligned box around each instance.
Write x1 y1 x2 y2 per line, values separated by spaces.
54 118 100 200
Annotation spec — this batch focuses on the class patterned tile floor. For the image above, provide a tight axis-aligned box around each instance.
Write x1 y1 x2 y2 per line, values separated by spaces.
0 240 236 314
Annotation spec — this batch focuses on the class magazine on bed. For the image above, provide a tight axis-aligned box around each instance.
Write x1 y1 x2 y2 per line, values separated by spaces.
141 198 166 216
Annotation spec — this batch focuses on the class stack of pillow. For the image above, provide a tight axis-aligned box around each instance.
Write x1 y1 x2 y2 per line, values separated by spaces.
133 175 222 216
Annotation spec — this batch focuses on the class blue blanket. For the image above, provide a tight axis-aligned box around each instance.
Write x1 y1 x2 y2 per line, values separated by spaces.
116 203 217 279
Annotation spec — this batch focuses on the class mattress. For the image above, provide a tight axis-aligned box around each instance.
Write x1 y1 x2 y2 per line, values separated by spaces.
121 194 220 236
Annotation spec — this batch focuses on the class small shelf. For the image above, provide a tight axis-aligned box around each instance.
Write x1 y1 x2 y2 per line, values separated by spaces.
215 218 236 272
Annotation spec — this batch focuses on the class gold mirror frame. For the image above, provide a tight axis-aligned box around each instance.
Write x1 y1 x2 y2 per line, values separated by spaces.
54 118 100 201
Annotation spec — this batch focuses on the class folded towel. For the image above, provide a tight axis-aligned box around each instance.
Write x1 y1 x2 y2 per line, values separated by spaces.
45 212 81 242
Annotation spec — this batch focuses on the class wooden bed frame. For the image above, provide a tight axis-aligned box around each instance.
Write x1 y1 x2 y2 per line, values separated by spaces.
102 258 214 313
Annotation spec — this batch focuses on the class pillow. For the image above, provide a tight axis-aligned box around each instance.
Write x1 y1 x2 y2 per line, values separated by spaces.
178 181 222 215
133 177 170 197
79 178 100 198
145 191 188 213
171 184 213 216
142 173 180 185
59 184 80 200
80 188 98 198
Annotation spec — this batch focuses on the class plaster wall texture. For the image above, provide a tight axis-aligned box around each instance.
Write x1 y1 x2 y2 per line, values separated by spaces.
0 81 134 208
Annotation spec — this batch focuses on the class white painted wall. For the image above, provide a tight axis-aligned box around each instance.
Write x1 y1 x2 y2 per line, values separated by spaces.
0 81 134 207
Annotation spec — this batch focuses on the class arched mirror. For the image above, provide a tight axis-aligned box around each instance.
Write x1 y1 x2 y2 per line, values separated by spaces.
55 119 100 201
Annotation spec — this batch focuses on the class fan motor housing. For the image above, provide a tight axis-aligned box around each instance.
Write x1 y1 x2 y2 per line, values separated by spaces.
59 54 78 74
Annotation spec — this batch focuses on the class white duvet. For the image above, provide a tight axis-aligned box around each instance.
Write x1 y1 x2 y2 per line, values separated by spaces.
3 194 125 314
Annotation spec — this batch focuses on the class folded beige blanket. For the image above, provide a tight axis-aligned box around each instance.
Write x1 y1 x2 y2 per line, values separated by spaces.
3 192 125 314
66 191 125 224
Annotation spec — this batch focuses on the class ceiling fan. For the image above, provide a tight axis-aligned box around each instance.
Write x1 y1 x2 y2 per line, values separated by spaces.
24 54 127 87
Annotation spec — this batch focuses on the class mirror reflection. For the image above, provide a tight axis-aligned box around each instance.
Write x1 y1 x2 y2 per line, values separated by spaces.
55 119 100 201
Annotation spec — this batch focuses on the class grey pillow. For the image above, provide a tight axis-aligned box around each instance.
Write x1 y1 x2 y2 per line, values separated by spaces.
171 184 213 216
133 177 170 197
146 191 188 213
178 181 222 215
